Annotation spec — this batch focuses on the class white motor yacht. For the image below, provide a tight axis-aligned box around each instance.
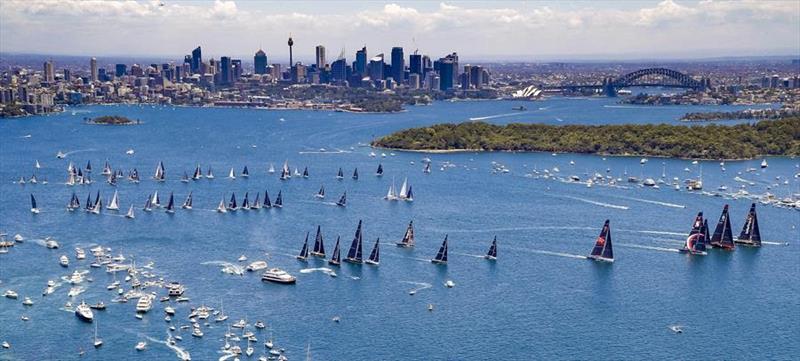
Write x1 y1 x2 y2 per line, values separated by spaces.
75 301 94 322
135 341 147 351
135 295 153 313
59 255 69 267
246 261 268 272
261 268 296 284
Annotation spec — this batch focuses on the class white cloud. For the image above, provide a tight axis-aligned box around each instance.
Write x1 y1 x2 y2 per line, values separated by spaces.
0 0 797 59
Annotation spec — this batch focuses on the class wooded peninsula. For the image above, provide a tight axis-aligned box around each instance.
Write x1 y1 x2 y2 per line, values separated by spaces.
372 118 800 159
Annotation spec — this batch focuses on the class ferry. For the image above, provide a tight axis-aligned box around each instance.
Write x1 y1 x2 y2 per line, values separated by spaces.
261 268 296 284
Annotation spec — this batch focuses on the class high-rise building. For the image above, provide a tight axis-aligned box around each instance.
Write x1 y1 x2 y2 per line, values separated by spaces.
316 45 326 69
115 64 127 77
331 58 348 83
63 69 71 82
391 47 404 84
191 46 202 74
409 53 422 76
470 66 484 89
43 60 54 83
254 49 268 74
408 73 420 89
355 46 367 75
232 59 242 80
90 57 98 82
291 63 306 83
368 54 384 80
220 56 232 85
437 57 455 91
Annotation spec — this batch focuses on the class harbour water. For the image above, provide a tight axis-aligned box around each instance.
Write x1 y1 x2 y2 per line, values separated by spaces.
0 97 798 360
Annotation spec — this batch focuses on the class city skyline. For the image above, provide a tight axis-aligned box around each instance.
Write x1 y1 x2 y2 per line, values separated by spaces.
1 0 799 61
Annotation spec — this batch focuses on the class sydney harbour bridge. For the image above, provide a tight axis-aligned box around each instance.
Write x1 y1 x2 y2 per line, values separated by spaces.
537 67 711 97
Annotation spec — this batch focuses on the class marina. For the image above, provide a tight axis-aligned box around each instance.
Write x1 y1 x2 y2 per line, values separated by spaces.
0 101 798 360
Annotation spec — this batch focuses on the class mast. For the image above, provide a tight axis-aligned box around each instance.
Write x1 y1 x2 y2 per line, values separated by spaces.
311 225 325 257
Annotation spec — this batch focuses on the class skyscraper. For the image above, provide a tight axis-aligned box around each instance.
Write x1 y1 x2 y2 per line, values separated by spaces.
191 46 202 74
219 56 232 85
331 58 348 83
115 64 127 77
90 57 98 82
43 60 54 83
232 59 242 80
437 57 455 91
315 45 326 69
409 53 423 77
368 54 384 80
355 46 367 75
254 49 268 74
390 47 404 84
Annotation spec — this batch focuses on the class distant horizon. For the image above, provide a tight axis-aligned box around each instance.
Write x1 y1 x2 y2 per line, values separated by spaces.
1 1 798 63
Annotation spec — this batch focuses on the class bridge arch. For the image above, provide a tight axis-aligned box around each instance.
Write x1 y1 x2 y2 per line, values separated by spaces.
610 67 704 89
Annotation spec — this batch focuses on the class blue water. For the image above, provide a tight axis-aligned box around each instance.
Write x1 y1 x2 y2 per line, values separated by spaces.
0 98 798 360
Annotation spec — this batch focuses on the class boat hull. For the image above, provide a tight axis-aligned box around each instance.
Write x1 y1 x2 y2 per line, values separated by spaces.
261 277 296 284
586 255 614 263
430 259 447 265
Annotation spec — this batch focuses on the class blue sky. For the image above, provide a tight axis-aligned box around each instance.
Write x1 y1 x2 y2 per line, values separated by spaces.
1 1 798 61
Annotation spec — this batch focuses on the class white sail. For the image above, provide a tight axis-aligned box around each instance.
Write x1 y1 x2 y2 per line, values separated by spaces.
228 168 236 179
268 163 275 173
399 178 408 198
125 205 135 219
107 191 119 210
35 160 41 169
151 191 160 207
217 199 227 213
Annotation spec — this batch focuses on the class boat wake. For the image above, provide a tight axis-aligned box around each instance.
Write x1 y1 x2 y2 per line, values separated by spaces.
425 225 594 234
616 243 680 253
623 229 685 237
468 112 526 121
145 333 191 361
298 149 351 154
67 286 86 297
561 195 629 210
615 196 685 209
509 246 588 259
401 281 432 294
451 252 486 259
300 267 337 276
201 261 244 276
761 241 790 246
62 148 97 157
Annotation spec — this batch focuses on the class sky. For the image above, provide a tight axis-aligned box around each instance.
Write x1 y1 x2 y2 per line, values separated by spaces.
1 0 799 62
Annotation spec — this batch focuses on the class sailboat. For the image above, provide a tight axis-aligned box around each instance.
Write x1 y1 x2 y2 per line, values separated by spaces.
294 167 302 177
241 166 249 178
91 192 102 214
85 160 92 173
129 168 140 183
102 161 112 176
384 178 397 200
398 178 409 200
181 171 189 183
365 238 380 265
735 203 761 247
679 212 707 255
352 168 359 180
107 191 120 211
151 191 161 208
125 205 135 219
311 225 326 257
376 163 383 176
227 193 238 211
35 160 41 169
181 192 193 209
485 236 498 260
303 167 309 178
431 235 449 264
702 219 712 248
297 232 310 261
67 192 80 211
315 185 325 199
85 194 93 212
153 161 165 182
93 321 103 348
282 160 291 179
143 194 153 212
216 198 227 213
241 192 250 210
30 194 40 214
423 162 431 174
760 159 768 168
206 166 215 179
164 193 175 214
192 164 203 180
327 237 342 266
404 186 414 202
274 191 283 208
344 220 364 264
228 168 236 179
710 205 735 250
396 221 415 248
587 220 614 262
263 190 272 208
336 168 344 179
250 192 261 210
336 191 347 207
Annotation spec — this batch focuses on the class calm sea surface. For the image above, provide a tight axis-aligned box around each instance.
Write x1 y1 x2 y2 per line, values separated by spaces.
0 97 798 360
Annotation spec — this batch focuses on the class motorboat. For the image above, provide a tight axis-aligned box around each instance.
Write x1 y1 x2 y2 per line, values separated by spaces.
246 261 268 272
261 268 296 284
60 255 70 267
135 341 147 351
136 295 153 313
75 301 94 322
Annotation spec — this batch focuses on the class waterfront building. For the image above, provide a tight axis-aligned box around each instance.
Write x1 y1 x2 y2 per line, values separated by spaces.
316 45 326 69
219 56 232 85
331 58 348 83
355 46 367 75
